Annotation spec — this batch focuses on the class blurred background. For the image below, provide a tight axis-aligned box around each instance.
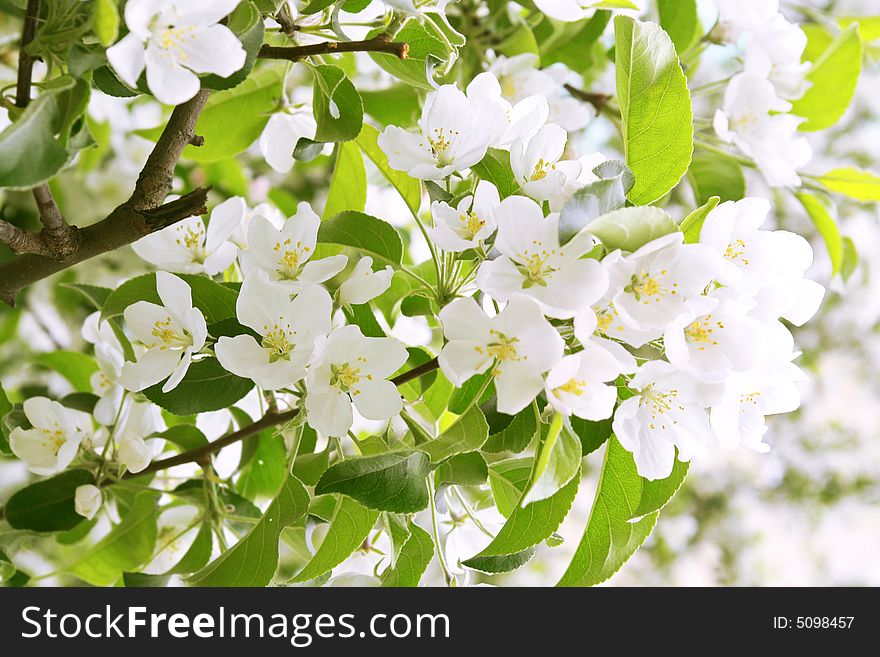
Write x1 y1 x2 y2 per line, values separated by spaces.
1 0 878 586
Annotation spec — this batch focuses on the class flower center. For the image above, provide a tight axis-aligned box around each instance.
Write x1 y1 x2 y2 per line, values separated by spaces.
175 224 206 262
500 76 518 98
556 378 586 396
156 25 197 63
261 319 294 362
330 358 372 393
641 384 685 431
723 239 750 265
477 330 521 372
273 238 311 280
516 245 558 288
151 316 190 349
427 128 458 166
625 270 678 303
530 158 555 182
684 315 723 351
459 211 485 239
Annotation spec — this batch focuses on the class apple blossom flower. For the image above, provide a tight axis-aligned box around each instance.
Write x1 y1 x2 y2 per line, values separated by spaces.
572 304 640 372
663 296 767 382
378 84 492 180
613 361 719 480
713 73 811 187
106 0 247 106
228 202 286 250
475 196 607 318
544 345 623 420
75 485 103 520
239 202 348 287
215 271 332 390
438 295 564 414
259 109 318 174
606 232 722 333
9 398 92 476
510 124 582 201
698 198 825 325
744 15 811 100
713 0 780 42
709 322 805 452
305 325 409 437
338 257 394 307
428 180 500 252
118 272 208 393
465 72 549 149
132 197 242 275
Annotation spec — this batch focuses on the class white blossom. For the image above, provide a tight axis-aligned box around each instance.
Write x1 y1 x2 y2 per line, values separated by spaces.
544 345 623 420
75 485 103 520
510 124 581 201
338 257 394 307
428 180 500 252
9 398 91 476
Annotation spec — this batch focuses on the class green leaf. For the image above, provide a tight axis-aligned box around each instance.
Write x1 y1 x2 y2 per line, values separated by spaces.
93 0 120 47
5 469 93 532
841 236 859 282
200 2 265 91
165 522 213 575
418 407 489 463
101 273 239 323
496 20 539 58
840 15 880 42
355 123 422 214
633 458 688 519
236 432 288 500
586 206 678 252
153 424 209 452
318 211 403 265
290 495 379 583
465 467 580 562
380 522 434 587
568 416 613 455
0 77 91 189
521 413 581 506
71 493 158 586
557 438 657 587
361 85 421 127
615 16 693 205
688 151 746 205
315 451 432 513
818 167 880 202
482 404 539 453
370 19 450 89
143 66 285 162
62 282 112 309
472 149 519 198
143 358 254 416
559 160 634 243
32 351 99 393
123 572 170 587
435 452 488 486
680 195 720 244
343 303 385 338
791 25 862 132
796 192 843 276
323 141 366 219
657 0 700 53
189 475 310 586
463 547 535 574
488 457 532 518
312 65 364 143
447 370 492 414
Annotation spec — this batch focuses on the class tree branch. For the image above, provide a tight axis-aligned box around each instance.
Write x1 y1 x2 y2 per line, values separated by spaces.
563 83 612 111
15 0 40 108
122 357 442 479
258 35 409 62
0 91 211 306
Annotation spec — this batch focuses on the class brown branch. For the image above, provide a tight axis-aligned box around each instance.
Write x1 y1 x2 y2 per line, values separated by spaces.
121 357 442 479
258 35 409 62
0 91 212 306
32 184 80 257
563 83 612 111
15 0 40 107
0 218 48 256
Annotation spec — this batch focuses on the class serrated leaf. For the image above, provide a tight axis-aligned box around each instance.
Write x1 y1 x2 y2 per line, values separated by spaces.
5 469 94 532
791 25 862 132
318 211 403 265
370 19 451 89
165 522 213 575
657 0 700 53
462 547 535 574
819 167 880 202
418 407 489 463
615 16 693 205
488 457 532 518
190 475 310 586
586 206 678 252
472 149 519 198
435 452 488 486
323 141 366 219
632 458 688 519
101 273 238 324
796 192 843 275
381 522 433 587
143 358 253 416
290 495 379 583
482 403 539 453
312 65 364 142
315 451 432 513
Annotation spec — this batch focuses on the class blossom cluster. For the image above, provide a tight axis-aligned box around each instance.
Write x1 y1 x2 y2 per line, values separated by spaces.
710 0 813 186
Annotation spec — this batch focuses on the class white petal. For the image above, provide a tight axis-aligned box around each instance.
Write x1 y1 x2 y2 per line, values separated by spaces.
305 389 353 438
177 25 246 78
352 380 403 421
106 32 146 88
118 348 182 391
144 42 200 105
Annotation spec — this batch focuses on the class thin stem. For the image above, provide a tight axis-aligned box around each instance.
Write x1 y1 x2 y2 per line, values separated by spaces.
428 473 455 587
258 36 409 62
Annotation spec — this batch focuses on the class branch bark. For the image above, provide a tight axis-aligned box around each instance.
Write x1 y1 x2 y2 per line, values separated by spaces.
258 35 409 62
122 357 442 479
0 91 211 306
